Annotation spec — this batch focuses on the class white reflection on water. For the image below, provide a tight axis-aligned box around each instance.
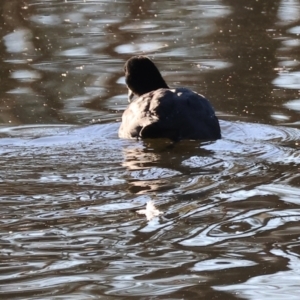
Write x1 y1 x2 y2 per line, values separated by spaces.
288 25 300 34
30 14 62 25
10 70 42 82
214 248 300 300
278 0 300 25
3 29 34 53
270 113 290 121
59 47 90 57
115 42 167 54
273 72 300 89
258 184 300 205
284 98 300 111
191 258 256 272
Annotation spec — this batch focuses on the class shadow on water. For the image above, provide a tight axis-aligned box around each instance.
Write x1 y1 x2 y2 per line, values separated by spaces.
1 0 300 299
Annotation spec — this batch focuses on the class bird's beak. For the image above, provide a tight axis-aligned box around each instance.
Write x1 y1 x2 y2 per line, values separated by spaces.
128 88 134 103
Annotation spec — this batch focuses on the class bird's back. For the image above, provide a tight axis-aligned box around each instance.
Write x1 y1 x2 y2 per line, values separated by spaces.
118 88 221 141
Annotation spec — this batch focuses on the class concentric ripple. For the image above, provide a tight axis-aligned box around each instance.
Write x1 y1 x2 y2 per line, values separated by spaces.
0 120 300 298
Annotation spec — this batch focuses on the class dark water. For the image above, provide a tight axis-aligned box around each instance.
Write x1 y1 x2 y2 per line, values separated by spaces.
1 0 300 299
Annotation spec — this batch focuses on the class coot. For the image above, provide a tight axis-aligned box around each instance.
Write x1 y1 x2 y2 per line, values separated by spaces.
118 56 221 141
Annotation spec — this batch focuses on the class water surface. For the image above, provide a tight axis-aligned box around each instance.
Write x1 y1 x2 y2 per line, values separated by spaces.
1 0 300 299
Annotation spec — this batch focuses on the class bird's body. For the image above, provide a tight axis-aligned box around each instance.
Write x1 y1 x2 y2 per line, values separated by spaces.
118 56 221 141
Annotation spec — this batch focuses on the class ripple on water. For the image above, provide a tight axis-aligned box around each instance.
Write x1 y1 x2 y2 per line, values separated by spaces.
1 120 300 298
214 247 300 300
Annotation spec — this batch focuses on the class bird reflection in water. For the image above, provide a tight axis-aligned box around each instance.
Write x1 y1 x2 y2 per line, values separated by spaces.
121 139 219 195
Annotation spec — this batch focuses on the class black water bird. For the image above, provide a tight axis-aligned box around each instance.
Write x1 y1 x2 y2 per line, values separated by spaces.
118 56 221 141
